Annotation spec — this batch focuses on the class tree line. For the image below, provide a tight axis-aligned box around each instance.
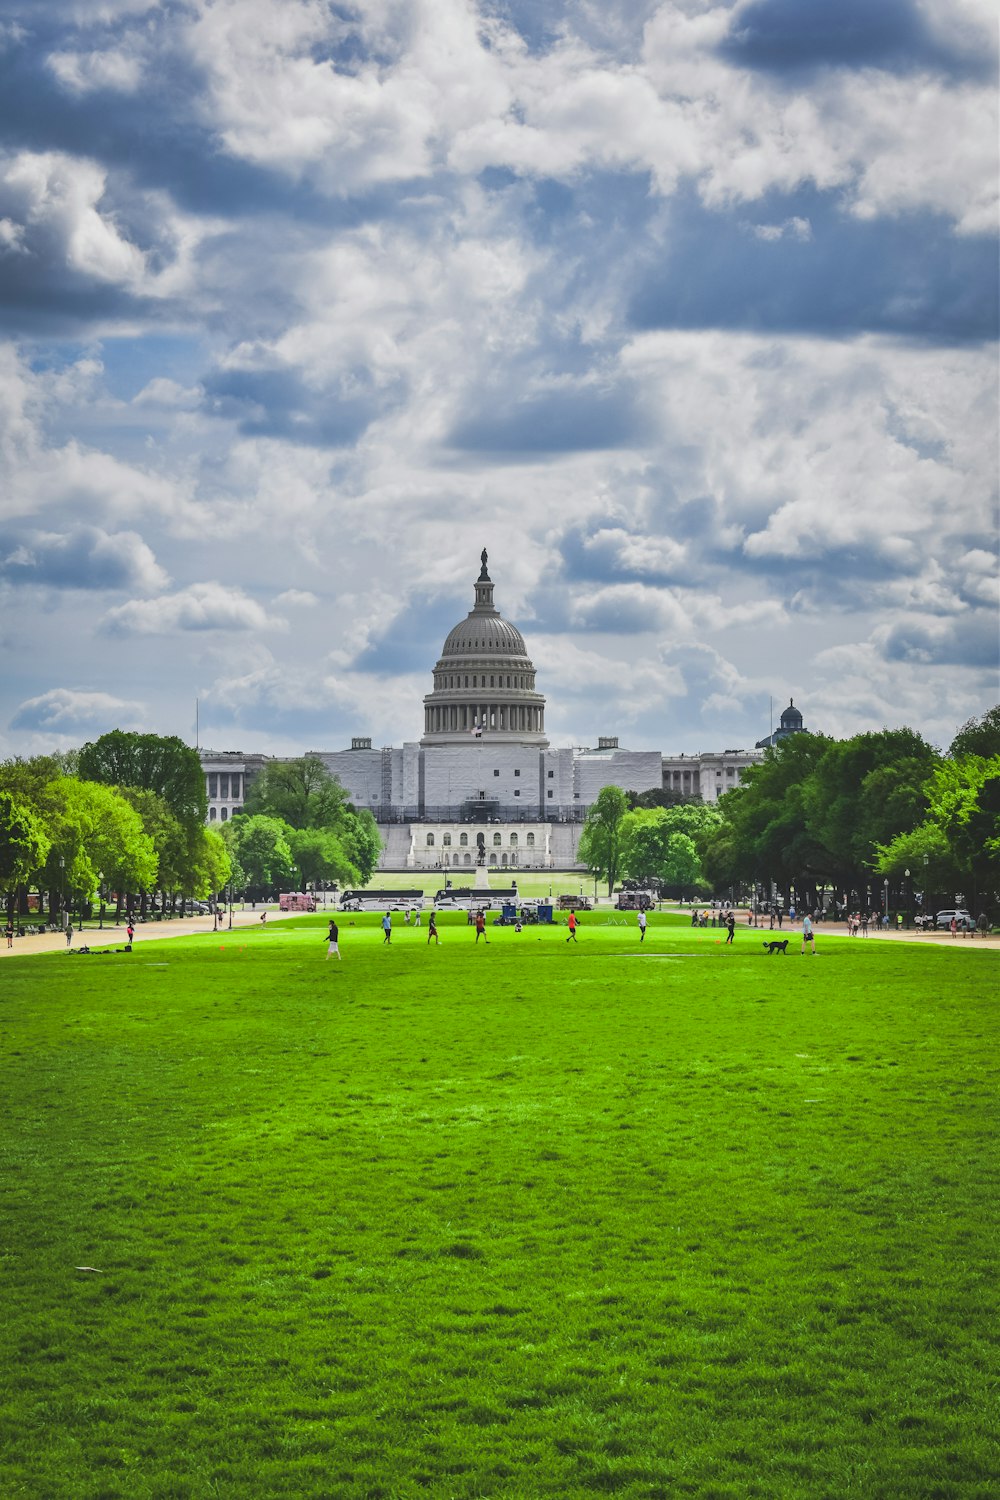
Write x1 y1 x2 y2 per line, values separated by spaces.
578 707 1000 916
0 733 381 923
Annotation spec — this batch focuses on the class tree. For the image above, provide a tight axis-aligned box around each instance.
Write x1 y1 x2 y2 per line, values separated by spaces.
950 706 1000 760
658 832 704 896
243 756 348 830
287 828 358 890
39 778 157 917
0 790 51 919
223 815 294 896
341 809 381 884
577 785 629 895
78 731 207 829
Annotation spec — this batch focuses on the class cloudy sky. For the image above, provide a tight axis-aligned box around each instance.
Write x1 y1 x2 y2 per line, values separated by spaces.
0 0 996 761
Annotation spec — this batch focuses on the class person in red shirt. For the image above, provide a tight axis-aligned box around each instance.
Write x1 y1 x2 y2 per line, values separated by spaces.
566 910 578 943
474 910 489 944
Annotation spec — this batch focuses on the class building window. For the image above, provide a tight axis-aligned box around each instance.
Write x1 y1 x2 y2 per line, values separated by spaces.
233 806 242 816
220 807 228 822
208 774 218 798
493 832 501 846
464 853 471 865
514 769 520 777
460 832 468 847
473 675 477 687
547 769 554 778
426 833 435 846
209 807 217 821
490 675 494 687
510 833 518 846
464 675 469 687
443 833 451 846
494 769 500 777
514 789 520 797
547 790 553 799
527 832 535 847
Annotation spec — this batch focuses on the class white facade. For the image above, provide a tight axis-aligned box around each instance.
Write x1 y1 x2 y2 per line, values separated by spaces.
204 556 768 866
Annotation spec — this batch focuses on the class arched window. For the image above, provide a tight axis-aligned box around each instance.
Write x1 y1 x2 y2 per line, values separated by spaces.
501 852 508 865
526 832 535 847
493 832 501 846
443 833 451 846
220 807 228 822
464 853 472 865
209 807 217 821
510 833 518 847
459 832 468 847
490 675 494 687
426 833 435 846
489 853 497 865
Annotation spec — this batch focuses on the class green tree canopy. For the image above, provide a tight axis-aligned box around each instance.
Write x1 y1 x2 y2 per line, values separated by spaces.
78 731 207 829
0 790 51 894
949 706 1000 760
577 785 629 895
223 815 294 895
242 756 349 830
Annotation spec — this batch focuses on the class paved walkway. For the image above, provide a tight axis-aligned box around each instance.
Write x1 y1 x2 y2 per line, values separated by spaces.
0 906 309 960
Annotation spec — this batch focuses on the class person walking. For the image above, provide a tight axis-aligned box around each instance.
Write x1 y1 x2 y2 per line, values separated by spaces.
950 915 957 939
427 911 440 945
474 910 489 944
413 907 422 927
725 910 736 945
5 920 13 949
566 910 578 943
801 912 816 955
126 921 134 951
382 911 392 944
976 911 990 939
326 917 341 960
637 909 647 943
65 922 73 949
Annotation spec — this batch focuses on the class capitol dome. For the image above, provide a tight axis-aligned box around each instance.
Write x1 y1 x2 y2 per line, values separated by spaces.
421 551 547 745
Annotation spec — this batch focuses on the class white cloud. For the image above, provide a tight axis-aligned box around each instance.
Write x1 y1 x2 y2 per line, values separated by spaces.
10 686 146 732
274 588 318 607
0 150 146 285
47 47 144 95
1 524 168 592
101 582 287 635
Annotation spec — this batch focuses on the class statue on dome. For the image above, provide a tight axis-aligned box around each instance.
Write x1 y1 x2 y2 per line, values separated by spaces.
479 548 489 581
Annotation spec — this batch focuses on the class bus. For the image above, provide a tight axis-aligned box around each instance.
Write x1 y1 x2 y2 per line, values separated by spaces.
340 889 425 911
434 886 519 909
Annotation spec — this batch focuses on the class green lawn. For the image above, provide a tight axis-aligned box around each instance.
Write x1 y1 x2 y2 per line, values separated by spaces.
2 915 996 1498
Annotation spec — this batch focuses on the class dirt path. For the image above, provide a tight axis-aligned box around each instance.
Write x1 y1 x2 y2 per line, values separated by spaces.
0 906 311 960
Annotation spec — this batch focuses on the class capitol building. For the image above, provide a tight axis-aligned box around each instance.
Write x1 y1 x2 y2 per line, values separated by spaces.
201 552 793 870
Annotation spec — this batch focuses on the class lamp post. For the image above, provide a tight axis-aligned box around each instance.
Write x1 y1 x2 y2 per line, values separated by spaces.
883 878 889 931
58 855 66 929
228 882 233 930
98 873 105 930
904 869 910 929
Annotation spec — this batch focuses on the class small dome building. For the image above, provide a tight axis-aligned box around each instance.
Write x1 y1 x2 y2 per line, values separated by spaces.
421 550 547 744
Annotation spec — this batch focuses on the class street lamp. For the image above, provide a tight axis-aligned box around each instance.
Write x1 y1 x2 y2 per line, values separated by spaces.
904 869 910 929
58 855 66 929
97 872 105 930
228 882 233 930
883 878 889 930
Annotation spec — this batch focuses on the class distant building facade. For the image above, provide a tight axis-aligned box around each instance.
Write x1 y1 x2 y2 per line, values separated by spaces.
200 553 792 867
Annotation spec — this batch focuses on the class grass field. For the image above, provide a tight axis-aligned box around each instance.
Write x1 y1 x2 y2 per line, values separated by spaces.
2 913 997 1498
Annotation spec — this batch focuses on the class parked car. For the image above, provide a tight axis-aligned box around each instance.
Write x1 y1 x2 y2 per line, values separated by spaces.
935 909 974 930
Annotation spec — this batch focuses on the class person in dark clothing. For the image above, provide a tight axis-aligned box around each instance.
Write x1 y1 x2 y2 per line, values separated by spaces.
725 911 736 945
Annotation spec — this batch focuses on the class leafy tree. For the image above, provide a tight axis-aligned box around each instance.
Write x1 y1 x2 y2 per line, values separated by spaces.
0 790 51 919
78 731 207 829
924 755 1000 878
702 733 832 897
190 827 232 901
287 828 358 890
577 785 629 895
39 778 157 916
243 756 348 831
223 815 293 896
950 706 1000 760
341 809 382 884
802 729 938 884
658 832 704 896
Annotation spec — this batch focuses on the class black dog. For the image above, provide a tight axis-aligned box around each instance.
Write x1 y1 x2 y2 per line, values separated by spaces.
763 939 788 955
